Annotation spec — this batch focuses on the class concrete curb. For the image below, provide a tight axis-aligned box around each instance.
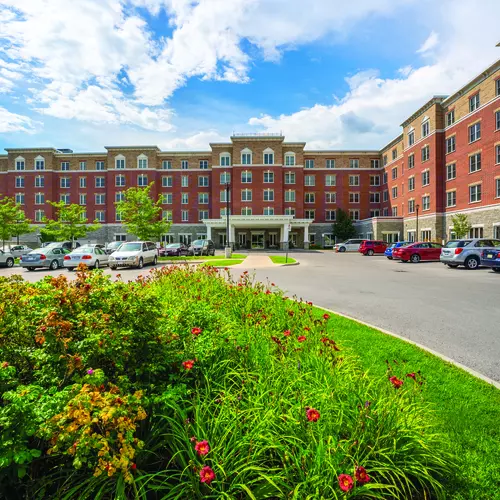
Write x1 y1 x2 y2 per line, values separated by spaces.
313 304 500 390
278 261 300 266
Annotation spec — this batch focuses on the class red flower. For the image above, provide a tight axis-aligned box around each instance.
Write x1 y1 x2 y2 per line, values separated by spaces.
1 362 9 368
307 301 313 306
271 282 275 286
338 474 354 492
306 407 320 422
389 376 404 389
191 327 202 336
297 335 306 342
199 465 215 485
265 290 271 295
323 313 330 320
182 360 195 370
283 329 291 337
130 463 137 470
194 440 210 456
406 372 416 379
355 466 370 485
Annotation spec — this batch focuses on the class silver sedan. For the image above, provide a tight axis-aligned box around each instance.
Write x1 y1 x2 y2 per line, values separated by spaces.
63 246 109 271
0 249 15 268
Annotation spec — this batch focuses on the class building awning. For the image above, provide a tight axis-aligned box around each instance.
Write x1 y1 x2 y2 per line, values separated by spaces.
202 215 313 229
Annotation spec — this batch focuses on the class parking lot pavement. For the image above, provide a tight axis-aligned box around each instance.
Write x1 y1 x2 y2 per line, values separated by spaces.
232 251 500 383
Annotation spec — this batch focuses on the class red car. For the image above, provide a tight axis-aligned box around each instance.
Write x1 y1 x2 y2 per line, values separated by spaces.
358 240 388 256
392 242 443 263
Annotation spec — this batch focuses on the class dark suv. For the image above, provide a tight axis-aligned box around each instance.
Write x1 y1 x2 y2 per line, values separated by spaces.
189 239 215 256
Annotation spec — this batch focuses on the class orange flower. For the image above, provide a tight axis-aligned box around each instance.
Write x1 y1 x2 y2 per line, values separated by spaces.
283 329 291 337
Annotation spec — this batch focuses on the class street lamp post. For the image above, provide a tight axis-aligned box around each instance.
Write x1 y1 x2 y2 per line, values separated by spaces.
225 182 231 258
415 204 420 242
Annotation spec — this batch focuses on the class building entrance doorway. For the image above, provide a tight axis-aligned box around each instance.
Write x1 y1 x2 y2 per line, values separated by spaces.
219 234 227 247
268 232 278 248
251 232 265 249
289 232 298 248
238 233 247 248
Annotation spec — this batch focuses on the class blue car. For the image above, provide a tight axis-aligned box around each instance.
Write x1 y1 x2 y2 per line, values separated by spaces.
481 249 500 273
385 241 410 260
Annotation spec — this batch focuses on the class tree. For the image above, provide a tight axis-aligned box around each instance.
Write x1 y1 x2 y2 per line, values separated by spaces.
451 213 472 239
0 197 34 249
43 202 101 248
115 183 171 242
332 208 357 242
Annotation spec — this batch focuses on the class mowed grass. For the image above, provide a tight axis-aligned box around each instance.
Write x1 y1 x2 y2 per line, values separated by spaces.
317 309 500 500
269 255 297 265
198 259 244 267
159 253 246 261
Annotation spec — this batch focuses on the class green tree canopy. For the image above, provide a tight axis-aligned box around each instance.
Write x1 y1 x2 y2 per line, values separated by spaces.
450 213 472 239
115 183 171 241
0 197 34 249
332 208 357 242
43 201 101 247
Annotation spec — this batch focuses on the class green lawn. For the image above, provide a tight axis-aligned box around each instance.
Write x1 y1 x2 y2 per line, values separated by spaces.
159 254 246 261
318 309 500 500
269 255 297 265
198 259 244 267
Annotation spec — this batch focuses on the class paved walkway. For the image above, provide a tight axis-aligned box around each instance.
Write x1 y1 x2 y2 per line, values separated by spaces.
233 254 273 268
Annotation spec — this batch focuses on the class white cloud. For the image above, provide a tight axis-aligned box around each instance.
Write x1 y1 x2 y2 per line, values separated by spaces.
417 31 439 54
0 106 39 133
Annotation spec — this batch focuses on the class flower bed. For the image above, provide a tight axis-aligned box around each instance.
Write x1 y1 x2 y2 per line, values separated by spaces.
0 266 452 498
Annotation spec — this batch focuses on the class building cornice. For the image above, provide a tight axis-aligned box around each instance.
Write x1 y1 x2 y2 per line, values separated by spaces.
380 134 404 154
5 148 58 153
304 150 379 155
157 151 211 156
400 97 447 128
105 145 160 151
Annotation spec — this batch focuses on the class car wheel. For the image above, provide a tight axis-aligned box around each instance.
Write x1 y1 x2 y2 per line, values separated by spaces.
137 257 144 269
387 256 393 260
67 267 74 272
464 256 480 270
6 258 14 268
110 266 117 270
50 260 59 270
211 249 215 256
401 259 408 263
367 249 374 256
410 254 421 263
447 264 459 268
153 256 157 266
94 260 99 270
27 267 35 271
339 247 346 253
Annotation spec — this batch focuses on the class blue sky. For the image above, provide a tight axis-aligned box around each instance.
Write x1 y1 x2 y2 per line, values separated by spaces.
1 0 499 151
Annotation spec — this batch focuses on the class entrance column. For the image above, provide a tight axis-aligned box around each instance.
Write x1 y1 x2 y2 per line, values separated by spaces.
206 225 212 241
304 225 310 250
281 223 289 250
230 225 236 249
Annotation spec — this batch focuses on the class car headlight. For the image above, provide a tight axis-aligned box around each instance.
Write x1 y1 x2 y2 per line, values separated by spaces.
109 255 115 260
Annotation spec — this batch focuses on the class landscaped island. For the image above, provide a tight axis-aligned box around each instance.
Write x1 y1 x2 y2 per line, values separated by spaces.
0 266 497 498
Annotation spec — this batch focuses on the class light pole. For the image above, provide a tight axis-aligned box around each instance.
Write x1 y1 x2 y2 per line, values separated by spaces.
415 203 420 242
225 182 231 257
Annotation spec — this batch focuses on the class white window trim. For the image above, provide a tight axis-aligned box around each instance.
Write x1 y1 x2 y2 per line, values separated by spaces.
220 152 231 167
137 154 148 169
115 154 126 169
241 148 252 165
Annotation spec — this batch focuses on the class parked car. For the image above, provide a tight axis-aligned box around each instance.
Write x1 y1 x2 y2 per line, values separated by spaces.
440 238 500 270
189 239 215 257
105 241 124 254
108 241 158 269
384 241 410 260
7 245 32 258
20 247 69 270
334 239 364 253
392 242 443 263
161 243 189 257
481 248 500 273
0 249 15 268
63 245 109 271
358 240 388 256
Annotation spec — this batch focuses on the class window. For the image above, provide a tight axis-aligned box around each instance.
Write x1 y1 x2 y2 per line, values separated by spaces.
469 227 484 238
35 156 45 170
408 131 415 146
421 230 432 241
468 122 481 143
263 189 274 202
370 175 380 186
35 176 44 188
285 172 295 184
95 194 105 205
15 193 24 205
408 154 415 169
370 209 381 218
305 159 315 169
241 207 252 216
383 172 388 184
96 211 105 222
241 189 252 202
198 176 209 187
422 195 430 211
137 175 148 187
446 136 456 154
79 177 87 188
220 189 231 203
497 79 500 96
383 208 389 216
469 153 481 173
496 179 500 198
263 207 275 216
348 175 359 186
371 159 380 169
305 192 315 203
15 157 25 171
162 193 173 204
138 155 148 169
285 190 296 202
350 159 359 169
181 193 189 204
469 93 480 112
181 176 189 188
264 171 274 183
446 110 455 127
497 145 500 165
60 194 70 204
383 190 388 202
496 111 500 131
163 211 173 222
392 149 397 161
199 210 209 220
115 156 125 169
446 191 456 207
220 153 231 166
325 192 336 203
284 153 295 166
79 161 86 171
408 200 415 213
61 162 70 171
35 210 44 222
34 192 45 205
199 160 208 170
162 160 172 170
305 175 315 186
95 177 105 188
305 210 315 220
446 163 456 180
284 207 295 216
422 171 430 186
349 192 360 204
383 155 388 166
263 150 274 165
60 177 70 188
181 160 189 170
241 170 252 183
115 192 124 202
220 172 231 185
392 167 398 180
96 161 105 170
115 210 123 222
79 194 87 205
370 192 380 203
115 175 126 187
422 120 430 137
241 149 252 165
322 174 335 187
421 145 430 162
408 177 415 191
325 210 336 221
349 210 360 221
198 193 209 204
392 186 398 199
469 184 482 203
162 176 173 188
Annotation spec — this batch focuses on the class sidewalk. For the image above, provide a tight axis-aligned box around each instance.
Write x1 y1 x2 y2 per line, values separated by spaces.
232 254 273 269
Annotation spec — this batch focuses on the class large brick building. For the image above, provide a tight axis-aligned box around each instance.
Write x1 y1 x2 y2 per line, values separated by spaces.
1 59 500 249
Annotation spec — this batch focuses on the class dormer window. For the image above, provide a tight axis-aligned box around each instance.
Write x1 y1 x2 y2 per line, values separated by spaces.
15 156 25 171
241 148 252 165
137 154 148 169
220 153 231 166
35 156 45 171
263 148 274 165
115 155 126 169
284 152 295 166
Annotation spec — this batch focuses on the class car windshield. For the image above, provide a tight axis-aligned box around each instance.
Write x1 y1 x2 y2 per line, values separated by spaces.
192 240 206 246
118 243 142 252
77 247 94 253
389 244 396 249
166 243 180 248
445 240 472 248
